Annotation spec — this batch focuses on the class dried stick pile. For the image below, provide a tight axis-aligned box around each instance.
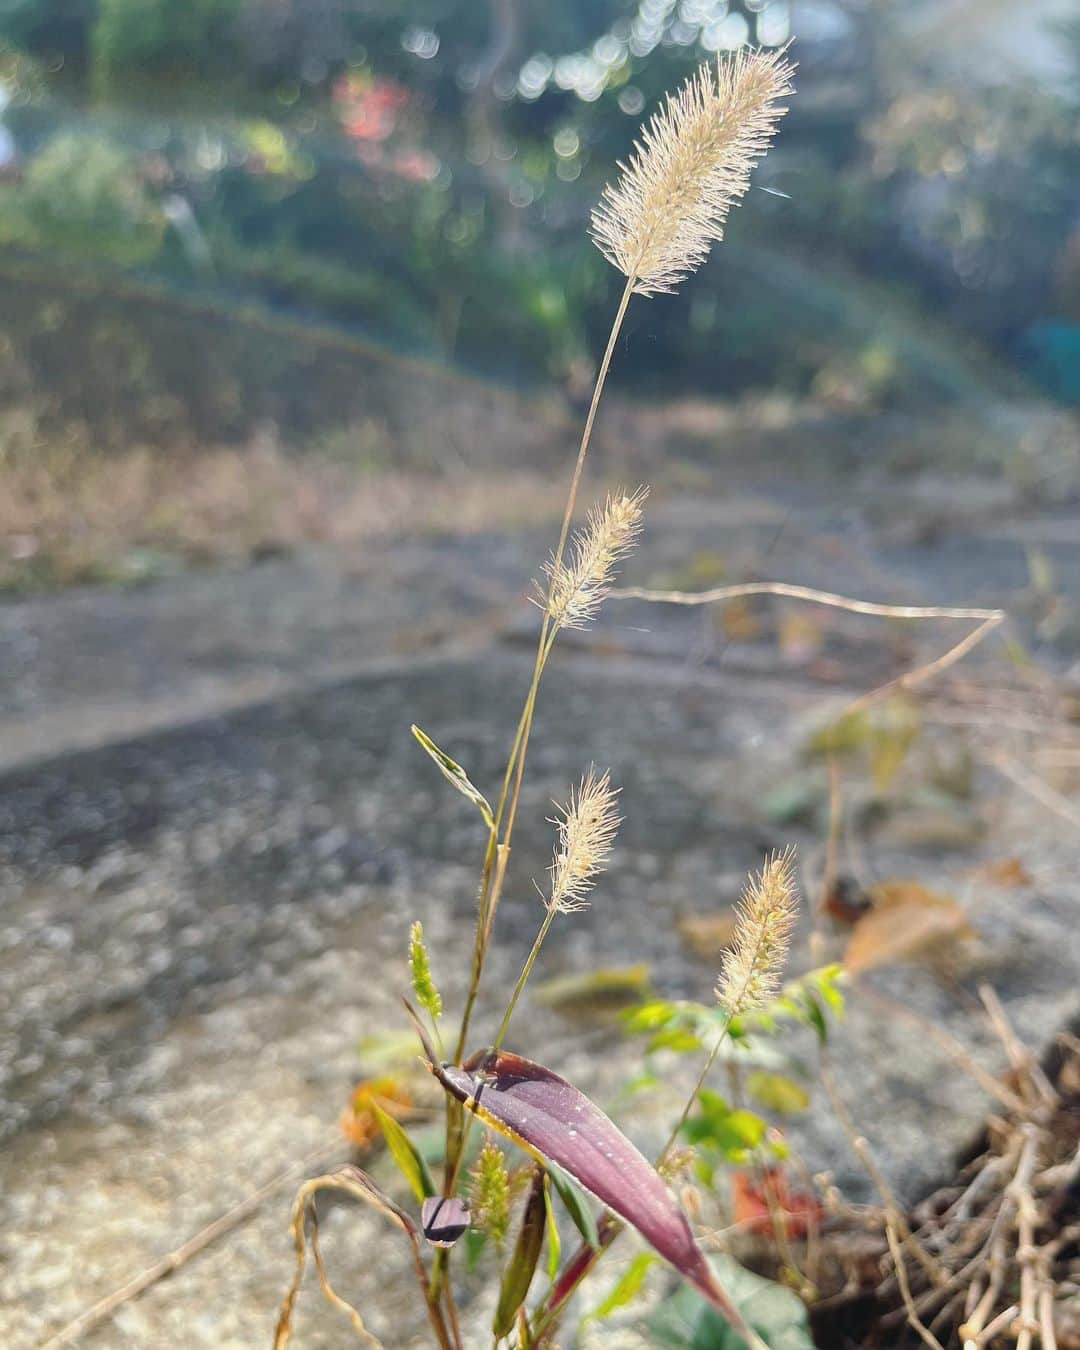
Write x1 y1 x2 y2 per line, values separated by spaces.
811 994 1079 1349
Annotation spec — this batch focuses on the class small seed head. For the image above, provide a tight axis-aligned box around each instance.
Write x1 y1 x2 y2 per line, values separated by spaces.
716 847 799 1016
548 767 621 914
540 487 647 632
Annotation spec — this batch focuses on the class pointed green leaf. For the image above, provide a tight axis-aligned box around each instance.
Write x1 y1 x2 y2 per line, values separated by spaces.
548 1162 599 1251
584 1252 656 1324
372 1103 435 1203
411 724 494 829
534 964 651 1015
621 999 681 1033
542 1174 562 1281
647 1027 703 1054
465 1226 488 1271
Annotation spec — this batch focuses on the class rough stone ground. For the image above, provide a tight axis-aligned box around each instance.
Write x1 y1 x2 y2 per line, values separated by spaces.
0 451 1078 1348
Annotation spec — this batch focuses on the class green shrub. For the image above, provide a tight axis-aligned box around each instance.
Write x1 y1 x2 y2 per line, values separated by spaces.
90 0 242 90
2 131 163 264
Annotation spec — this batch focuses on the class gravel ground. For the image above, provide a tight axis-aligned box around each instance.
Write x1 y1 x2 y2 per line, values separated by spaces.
1 474 1077 1347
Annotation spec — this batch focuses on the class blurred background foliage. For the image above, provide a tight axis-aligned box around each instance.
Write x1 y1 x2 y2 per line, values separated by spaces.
0 0 1078 447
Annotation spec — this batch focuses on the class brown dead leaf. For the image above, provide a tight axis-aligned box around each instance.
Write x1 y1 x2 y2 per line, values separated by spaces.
844 880 974 974
677 910 738 960
731 1166 823 1238
821 875 873 927
866 879 957 911
718 596 763 642
778 607 825 665
972 857 1033 889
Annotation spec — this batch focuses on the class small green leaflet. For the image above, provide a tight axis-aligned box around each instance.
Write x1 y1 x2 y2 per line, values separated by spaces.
464 1227 488 1272
542 1173 561 1281
411 725 494 830
746 1070 809 1115
681 1090 766 1162
583 1252 656 1324
548 1162 600 1251
372 1103 435 1203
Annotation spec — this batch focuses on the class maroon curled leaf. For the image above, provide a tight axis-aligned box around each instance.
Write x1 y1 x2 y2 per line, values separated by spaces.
421 1195 471 1248
429 1048 750 1339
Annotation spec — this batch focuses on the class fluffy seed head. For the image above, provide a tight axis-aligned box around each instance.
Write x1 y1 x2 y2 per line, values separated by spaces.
591 47 794 295
716 847 799 1016
540 487 647 631
548 767 620 914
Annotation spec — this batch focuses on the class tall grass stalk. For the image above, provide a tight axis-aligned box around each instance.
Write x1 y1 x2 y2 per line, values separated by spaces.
277 47 795 1349
432 52 794 1334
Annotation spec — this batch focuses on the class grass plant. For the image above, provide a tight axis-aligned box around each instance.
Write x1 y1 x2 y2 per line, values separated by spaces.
274 44 798 1350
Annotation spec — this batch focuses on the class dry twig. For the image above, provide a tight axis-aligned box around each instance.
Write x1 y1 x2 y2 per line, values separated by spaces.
41 1140 343 1349
612 580 1005 708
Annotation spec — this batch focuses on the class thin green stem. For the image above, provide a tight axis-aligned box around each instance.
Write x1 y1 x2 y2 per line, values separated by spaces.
496 278 634 857
658 1011 736 1166
442 1279 463 1350
444 906 557 1199
432 275 634 1312
492 908 557 1052
452 832 499 1063
449 275 634 1065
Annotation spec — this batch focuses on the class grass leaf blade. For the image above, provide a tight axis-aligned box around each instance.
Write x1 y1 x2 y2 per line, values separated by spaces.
372 1102 435 1203
411 724 494 829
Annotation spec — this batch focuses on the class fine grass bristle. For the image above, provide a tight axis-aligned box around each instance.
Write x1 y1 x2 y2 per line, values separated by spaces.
591 47 795 296
548 768 621 914
716 847 799 1016
539 487 648 632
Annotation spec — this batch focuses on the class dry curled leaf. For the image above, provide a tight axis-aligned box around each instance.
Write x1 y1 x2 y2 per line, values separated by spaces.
844 881 974 974
676 910 738 960
972 857 1032 889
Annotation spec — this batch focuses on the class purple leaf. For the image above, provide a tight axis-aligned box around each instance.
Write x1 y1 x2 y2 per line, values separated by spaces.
429 1049 750 1338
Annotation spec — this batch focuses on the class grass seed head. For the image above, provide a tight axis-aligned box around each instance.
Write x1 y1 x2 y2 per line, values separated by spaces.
408 920 442 1021
469 1138 511 1248
716 846 799 1016
591 47 795 296
540 487 647 632
548 767 621 914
